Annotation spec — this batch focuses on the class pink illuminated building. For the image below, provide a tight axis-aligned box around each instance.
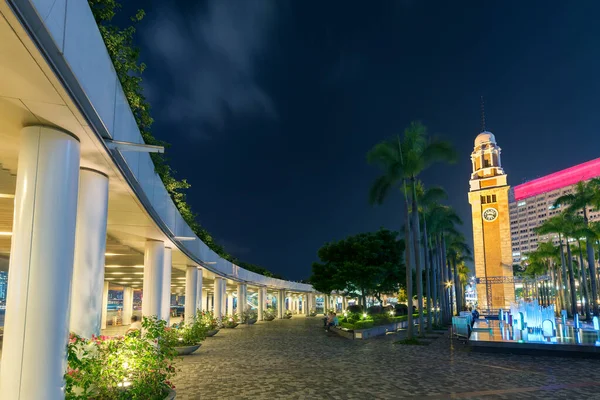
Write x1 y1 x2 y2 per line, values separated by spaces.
509 157 600 263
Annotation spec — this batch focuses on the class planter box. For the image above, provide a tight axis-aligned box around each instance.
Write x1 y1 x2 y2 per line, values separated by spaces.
164 388 177 400
332 320 409 340
223 323 239 329
206 329 219 337
264 316 275 321
174 344 201 355
283 315 292 319
247 319 257 325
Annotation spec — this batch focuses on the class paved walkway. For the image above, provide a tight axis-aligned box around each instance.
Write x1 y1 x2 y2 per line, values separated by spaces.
173 317 600 399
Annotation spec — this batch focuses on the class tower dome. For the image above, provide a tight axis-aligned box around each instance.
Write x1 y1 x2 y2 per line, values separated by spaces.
475 131 496 146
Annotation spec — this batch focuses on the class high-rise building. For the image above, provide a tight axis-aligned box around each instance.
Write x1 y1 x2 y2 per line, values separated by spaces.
509 158 600 264
0 271 7 302
468 130 515 310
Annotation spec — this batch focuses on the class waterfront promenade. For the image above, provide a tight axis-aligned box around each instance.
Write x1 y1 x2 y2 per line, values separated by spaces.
173 317 600 399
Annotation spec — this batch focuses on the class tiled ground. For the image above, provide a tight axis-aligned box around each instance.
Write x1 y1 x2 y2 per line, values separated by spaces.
173 317 600 399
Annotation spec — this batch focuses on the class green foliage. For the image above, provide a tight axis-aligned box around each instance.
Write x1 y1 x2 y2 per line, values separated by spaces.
394 337 424 345
65 316 177 399
162 314 208 347
222 314 239 328
310 228 404 299
87 0 281 279
263 308 277 321
198 310 219 330
354 320 375 330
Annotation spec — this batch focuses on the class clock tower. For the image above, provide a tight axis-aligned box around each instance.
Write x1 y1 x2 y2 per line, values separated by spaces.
467 129 515 310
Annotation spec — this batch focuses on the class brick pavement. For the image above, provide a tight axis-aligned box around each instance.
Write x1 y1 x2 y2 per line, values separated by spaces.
172 316 600 399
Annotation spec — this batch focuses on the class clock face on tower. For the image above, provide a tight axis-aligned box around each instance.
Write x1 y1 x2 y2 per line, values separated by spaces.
482 207 498 222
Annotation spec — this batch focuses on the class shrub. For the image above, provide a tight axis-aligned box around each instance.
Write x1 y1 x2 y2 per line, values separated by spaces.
347 304 363 314
339 322 356 330
394 303 408 316
367 306 383 315
371 313 392 325
354 320 374 330
65 316 177 400
263 308 276 320
198 310 219 330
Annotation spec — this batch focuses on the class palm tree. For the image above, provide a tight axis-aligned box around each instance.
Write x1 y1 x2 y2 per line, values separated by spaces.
368 121 456 337
446 233 472 314
412 182 447 332
535 215 574 317
427 205 462 324
555 180 599 315
535 241 561 308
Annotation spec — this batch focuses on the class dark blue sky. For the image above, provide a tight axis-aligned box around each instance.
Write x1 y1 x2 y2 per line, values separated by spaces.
128 1 600 280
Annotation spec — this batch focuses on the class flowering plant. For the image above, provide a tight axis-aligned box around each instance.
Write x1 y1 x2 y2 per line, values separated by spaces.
263 308 276 321
284 310 293 318
241 309 258 323
198 310 219 330
163 315 208 347
221 314 239 328
309 308 317 317
65 316 177 399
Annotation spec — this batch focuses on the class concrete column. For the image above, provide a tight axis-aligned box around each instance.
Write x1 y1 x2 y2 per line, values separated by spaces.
0 126 80 399
342 296 348 311
202 290 208 312
258 287 265 321
237 283 245 320
101 281 109 330
185 266 198 324
304 295 309 315
209 293 214 311
69 168 109 338
123 287 134 325
221 279 227 316
196 267 203 312
161 247 172 323
214 277 224 319
278 290 284 318
227 292 234 315
142 240 164 318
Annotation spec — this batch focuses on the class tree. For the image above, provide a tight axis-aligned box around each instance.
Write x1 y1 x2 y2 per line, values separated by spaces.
368 121 456 337
310 229 404 307
535 215 574 317
555 180 599 315
446 233 472 314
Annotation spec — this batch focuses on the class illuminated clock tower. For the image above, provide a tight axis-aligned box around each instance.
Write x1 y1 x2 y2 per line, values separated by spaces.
467 129 515 310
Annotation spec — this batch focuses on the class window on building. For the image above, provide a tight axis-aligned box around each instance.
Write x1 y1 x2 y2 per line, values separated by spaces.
481 195 486 204
492 194 497 202
517 201 527 207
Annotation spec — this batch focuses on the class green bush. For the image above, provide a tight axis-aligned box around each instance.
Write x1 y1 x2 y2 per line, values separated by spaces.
354 320 374 330
339 322 356 330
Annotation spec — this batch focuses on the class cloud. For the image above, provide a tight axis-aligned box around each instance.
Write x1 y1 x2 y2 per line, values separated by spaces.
142 0 277 138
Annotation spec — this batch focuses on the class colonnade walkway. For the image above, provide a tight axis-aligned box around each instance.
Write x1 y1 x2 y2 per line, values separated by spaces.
173 317 600 399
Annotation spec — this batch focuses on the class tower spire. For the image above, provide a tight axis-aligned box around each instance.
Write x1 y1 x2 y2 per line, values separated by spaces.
480 96 486 132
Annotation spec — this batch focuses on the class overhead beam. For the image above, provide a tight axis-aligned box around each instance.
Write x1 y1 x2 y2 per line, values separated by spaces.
105 139 164 154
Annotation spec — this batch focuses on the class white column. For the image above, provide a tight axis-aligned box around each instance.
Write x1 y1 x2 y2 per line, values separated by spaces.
185 266 198 324
142 240 164 318
202 290 208 312
101 281 109 330
227 292 233 315
278 290 284 318
123 287 134 325
258 287 265 321
214 277 223 319
221 279 227 316
0 126 80 399
196 267 204 312
69 168 109 338
209 293 214 311
161 247 172 323
237 283 244 320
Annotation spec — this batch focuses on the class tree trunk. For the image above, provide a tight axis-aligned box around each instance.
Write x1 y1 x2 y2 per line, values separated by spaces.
452 257 461 314
577 241 591 320
404 194 414 339
423 220 432 332
410 179 424 336
583 209 599 316
566 241 578 317
558 234 571 317
431 245 439 327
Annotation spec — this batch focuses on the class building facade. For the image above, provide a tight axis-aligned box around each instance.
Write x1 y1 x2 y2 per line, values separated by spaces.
509 158 600 264
468 131 515 310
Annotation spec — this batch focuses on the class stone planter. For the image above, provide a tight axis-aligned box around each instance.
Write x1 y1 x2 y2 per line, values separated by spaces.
283 315 292 319
174 344 201 355
206 329 219 337
223 323 239 329
247 319 257 325
164 388 177 399
264 315 275 321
